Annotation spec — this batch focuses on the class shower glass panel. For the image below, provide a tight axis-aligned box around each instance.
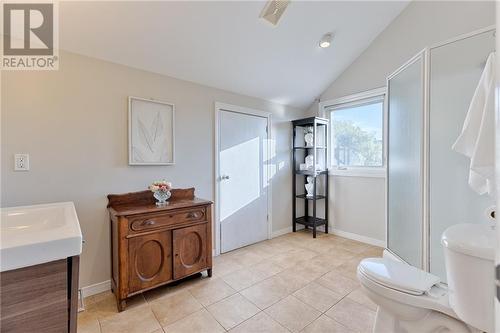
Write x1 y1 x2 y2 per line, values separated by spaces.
387 56 424 268
429 31 495 282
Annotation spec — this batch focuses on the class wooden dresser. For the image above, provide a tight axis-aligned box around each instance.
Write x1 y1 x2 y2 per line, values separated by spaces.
107 188 213 311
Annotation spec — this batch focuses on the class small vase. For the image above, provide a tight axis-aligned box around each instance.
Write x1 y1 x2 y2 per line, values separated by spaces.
305 155 314 170
153 190 171 206
305 176 314 197
304 132 314 147
304 127 314 147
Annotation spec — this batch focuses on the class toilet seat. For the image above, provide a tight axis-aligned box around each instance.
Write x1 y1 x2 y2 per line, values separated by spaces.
358 258 441 295
358 258 458 319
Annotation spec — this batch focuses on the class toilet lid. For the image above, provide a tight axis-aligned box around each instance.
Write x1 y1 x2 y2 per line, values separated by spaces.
358 258 440 295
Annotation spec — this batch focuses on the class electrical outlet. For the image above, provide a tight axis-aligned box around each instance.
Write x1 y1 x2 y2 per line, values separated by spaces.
14 154 29 171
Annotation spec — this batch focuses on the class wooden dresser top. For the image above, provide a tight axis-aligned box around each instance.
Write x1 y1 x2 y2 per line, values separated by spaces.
107 188 212 217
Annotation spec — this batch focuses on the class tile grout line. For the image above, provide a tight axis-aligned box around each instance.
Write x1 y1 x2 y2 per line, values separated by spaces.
221 300 264 332
202 304 230 332
148 298 165 332
228 308 293 333
137 293 165 333
286 294 324 329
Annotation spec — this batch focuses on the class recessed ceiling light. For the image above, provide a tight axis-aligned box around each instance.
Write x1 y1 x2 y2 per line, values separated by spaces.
319 33 333 48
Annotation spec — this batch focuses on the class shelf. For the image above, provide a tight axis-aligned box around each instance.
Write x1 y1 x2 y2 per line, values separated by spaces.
291 116 329 238
296 194 326 200
295 170 328 176
293 146 327 150
295 216 327 227
291 117 329 127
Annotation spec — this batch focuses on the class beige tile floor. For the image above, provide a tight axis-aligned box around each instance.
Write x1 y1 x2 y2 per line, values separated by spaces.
78 230 382 333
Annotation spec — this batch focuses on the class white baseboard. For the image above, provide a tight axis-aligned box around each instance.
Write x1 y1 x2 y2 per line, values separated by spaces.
81 280 111 298
330 228 385 247
271 225 305 238
272 226 292 238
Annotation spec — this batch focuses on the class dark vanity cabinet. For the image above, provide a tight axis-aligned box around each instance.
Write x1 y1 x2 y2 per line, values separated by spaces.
0 256 80 333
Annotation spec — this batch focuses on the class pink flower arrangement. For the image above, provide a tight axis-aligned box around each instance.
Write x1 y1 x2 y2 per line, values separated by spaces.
149 180 172 193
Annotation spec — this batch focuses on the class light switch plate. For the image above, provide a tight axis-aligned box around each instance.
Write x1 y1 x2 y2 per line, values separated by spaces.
14 154 29 171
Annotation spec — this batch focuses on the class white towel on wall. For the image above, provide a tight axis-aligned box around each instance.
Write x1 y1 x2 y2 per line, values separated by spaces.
452 52 495 197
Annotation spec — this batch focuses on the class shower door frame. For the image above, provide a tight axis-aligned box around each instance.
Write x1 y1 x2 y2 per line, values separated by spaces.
385 25 496 273
385 48 429 271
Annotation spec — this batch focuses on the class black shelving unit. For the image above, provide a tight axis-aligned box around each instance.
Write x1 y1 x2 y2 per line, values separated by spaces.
292 117 329 238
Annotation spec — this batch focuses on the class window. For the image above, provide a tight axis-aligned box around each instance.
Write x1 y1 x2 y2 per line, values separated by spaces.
323 89 386 176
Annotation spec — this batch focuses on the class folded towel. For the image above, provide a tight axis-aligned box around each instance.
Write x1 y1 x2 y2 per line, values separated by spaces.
452 52 495 197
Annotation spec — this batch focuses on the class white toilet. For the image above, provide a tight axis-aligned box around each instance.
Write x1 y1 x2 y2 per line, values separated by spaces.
357 223 495 333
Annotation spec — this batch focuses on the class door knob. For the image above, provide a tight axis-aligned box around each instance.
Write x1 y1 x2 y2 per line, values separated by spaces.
221 175 230 180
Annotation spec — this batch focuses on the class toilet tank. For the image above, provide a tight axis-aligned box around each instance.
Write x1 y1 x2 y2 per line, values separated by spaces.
441 223 495 333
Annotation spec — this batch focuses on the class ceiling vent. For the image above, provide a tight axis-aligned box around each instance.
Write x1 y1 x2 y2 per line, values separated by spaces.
260 0 290 26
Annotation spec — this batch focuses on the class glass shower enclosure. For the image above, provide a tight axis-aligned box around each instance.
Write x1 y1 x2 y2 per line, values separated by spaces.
386 27 495 281
387 52 425 269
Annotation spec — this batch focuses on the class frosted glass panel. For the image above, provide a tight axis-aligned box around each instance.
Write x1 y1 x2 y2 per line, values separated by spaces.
429 31 495 282
387 57 423 268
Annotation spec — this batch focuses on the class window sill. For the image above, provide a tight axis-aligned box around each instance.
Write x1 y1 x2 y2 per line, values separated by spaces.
329 168 386 178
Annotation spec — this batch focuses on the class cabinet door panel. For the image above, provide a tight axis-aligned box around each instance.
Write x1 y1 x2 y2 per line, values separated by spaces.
128 231 172 293
173 224 207 279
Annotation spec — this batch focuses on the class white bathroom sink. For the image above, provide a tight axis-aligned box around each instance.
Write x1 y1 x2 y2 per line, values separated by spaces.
0 202 82 272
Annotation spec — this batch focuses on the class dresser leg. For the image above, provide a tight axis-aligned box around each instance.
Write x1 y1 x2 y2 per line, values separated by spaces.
207 268 213 277
117 299 126 312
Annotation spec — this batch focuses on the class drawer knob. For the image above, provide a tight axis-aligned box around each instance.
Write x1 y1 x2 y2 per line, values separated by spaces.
142 220 156 226
187 212 200 218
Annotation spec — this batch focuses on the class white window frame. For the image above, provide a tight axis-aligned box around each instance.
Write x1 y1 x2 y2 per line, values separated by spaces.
319 87 387 178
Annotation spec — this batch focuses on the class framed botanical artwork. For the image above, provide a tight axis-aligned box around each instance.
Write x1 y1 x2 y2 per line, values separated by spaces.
128 96 175 165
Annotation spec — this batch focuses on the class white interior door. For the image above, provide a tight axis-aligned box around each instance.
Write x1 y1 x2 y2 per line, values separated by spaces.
219 109 268 253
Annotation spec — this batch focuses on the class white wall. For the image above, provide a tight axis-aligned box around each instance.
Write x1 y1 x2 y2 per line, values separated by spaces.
314 1 495 243
329 176 385 243
1 51 305 287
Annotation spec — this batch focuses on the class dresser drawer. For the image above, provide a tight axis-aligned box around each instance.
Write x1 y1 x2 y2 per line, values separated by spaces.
129 207 206 232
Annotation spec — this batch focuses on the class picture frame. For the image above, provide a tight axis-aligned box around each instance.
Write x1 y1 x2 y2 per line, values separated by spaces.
128 96 175 165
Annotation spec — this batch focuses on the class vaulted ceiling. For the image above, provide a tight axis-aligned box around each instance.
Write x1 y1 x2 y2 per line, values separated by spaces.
60 1 409 108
